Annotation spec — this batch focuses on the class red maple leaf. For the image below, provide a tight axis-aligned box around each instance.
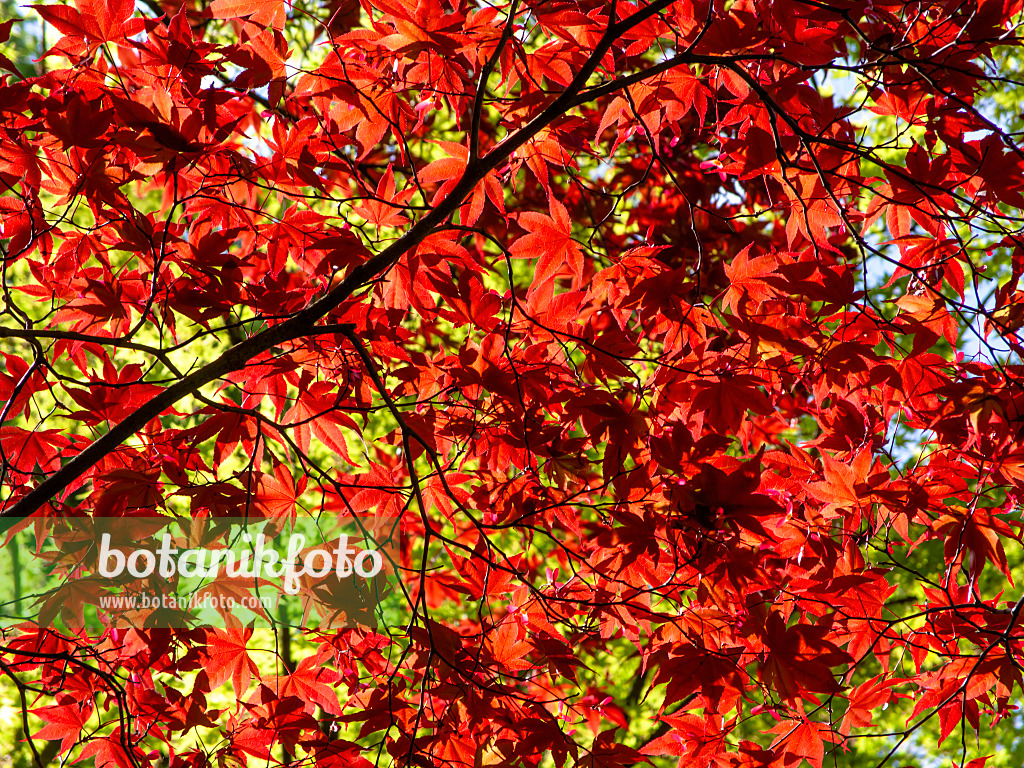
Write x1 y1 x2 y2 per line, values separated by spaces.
510 197 583 291
203 627 259 695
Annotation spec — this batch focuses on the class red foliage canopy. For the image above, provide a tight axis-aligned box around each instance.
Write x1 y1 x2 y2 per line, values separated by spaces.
2 0 1024 765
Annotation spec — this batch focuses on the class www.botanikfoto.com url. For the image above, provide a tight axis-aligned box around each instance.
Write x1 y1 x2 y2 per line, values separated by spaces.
98 592 275 612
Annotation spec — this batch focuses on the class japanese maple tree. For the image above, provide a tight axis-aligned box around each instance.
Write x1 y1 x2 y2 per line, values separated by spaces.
2 0 1024 766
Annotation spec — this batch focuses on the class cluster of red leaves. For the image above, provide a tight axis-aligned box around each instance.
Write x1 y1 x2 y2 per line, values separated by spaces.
3 0 1024 766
